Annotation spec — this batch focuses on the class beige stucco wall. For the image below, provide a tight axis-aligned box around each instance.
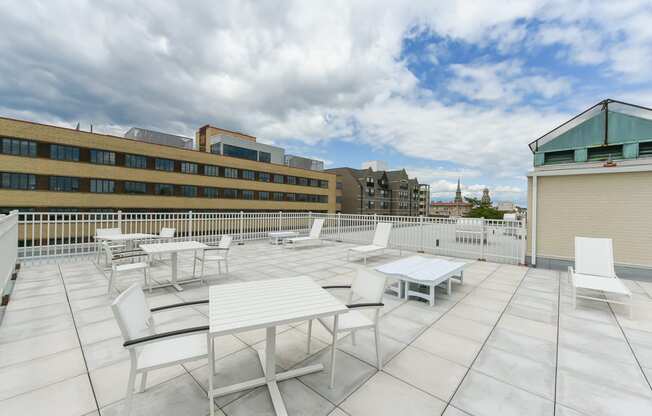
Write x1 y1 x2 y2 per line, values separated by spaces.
527 171 652 267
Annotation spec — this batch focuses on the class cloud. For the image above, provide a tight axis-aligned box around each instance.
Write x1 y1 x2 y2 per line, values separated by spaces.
429 179 524 202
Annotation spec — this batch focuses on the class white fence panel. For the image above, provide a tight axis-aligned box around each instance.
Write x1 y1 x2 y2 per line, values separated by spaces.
16 211 526 265
0 211 19 298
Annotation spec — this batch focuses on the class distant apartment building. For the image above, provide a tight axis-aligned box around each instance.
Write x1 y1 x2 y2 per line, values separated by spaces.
326 166 421 216
284 155 325 171
527 99 652 275
0 117 336 213
430 178 472 217
418 184 430 216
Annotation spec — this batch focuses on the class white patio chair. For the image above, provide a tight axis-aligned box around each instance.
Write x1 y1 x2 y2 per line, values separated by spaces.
96 227 125 263
112 283 208 416
307 269 387 373
569 236 632 318
158 227 176 241
347 222 393 264
193 235 233 280
104 243 151 294
284 218 324 247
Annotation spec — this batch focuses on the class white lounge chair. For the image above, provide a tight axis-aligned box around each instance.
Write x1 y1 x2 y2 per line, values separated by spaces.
193 235 232 280
347 222 392 264
308 269 387 372
284 218 324 247
103 243 150 294
569 236 632 318
112 284 208 416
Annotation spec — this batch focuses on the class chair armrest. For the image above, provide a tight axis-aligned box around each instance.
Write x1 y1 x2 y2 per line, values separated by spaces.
346 302 384 310
123 325 209 348
113 248 144 256
322 285 351 289
113 253 148 262
204 246 229 251
151 300 209 312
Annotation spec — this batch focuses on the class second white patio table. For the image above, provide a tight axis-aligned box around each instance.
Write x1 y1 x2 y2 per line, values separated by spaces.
207 276 348 416
139 240 208 291
376 256 465 306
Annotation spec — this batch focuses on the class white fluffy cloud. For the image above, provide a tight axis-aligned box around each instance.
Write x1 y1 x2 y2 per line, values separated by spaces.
0 0 650 199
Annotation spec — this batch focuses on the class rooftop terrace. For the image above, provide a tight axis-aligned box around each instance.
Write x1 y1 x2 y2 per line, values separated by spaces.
1 240 652 416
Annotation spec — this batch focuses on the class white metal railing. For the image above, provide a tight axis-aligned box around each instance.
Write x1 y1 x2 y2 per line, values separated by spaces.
16 211 527 265
1 211 19 298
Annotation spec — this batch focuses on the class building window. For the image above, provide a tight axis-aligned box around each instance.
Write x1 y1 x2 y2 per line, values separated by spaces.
210 143 221 154
640 141 652 157
259 172 270 182
125 154 147 169
310 178 319 187
1 138 37 157
223 144 257 161
296 194 307 202
242 170 255 180
50 144 80 161
204 165 219 176
287 193 296 201
298 177 308 186
259 151 271 163
90 149 116 165
49 176 79 192
90 179 115 193
224 167 238 178
336 181 342 189
155 158 175 171
368 200 375 209
319 195 328 203
124 181 147 194
273 174 284 184
259 191 269 200
336 196 342 204
287 176 296 185
242 190 254 200
366 176 374 184
180 185 197 197
544 150 574 165
180 162 198 174
154 183 174 196
223 189 237 199
273 192 284 201
1 172 36 190
320 180 328 188
204 187 219 198
368 188 375 196
587 145 623 162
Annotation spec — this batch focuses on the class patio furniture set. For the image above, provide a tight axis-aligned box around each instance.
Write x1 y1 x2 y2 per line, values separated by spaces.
101 220 628 416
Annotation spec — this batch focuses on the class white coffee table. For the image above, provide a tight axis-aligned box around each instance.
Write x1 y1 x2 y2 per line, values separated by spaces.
268 231 299 245
375 256 465 306
207 276 348 416
139 241 208 291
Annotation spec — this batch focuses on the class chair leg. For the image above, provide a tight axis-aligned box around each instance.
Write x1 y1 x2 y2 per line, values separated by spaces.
107 269 115 294
139 371 148 393
307 320 313 354
192 256 197 278
201 259 206 283
374 325 382 370
124 362 137 416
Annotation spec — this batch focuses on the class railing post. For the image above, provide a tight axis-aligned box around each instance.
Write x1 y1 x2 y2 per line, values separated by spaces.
117 210 122 232
278 211 282 231
336 213 341 242
480 218 486 261
239 211 244 243
418 215 424 253
188 210 193 241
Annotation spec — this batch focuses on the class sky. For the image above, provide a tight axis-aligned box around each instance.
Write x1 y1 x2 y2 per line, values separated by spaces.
2 1 652 206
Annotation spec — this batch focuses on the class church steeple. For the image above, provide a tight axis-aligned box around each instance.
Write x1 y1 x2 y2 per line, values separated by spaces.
454 177 463 203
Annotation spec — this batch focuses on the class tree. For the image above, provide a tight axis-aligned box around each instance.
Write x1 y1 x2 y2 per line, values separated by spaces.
464 196 481 207
467 206 504 220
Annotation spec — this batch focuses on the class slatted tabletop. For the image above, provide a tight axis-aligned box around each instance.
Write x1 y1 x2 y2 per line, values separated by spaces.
96 233 156 241
376 255 465 283
139 240 208 254
209 276 348 336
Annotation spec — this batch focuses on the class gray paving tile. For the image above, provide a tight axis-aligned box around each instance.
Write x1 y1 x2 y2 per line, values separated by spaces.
0 328 79 367
223 378 334 416
341 372 446 416
412 327 483 367
434 314 494 343
298 347 376 404
451 370 554 416
486 327 556 365
385 345 467 402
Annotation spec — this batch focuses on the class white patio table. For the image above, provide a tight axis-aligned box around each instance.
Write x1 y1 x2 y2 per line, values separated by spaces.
376 256 465 306
207 276 348 416
138 240 208 291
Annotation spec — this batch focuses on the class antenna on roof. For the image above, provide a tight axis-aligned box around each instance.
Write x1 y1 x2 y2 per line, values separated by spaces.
75 122 80 131
90 124 93 133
